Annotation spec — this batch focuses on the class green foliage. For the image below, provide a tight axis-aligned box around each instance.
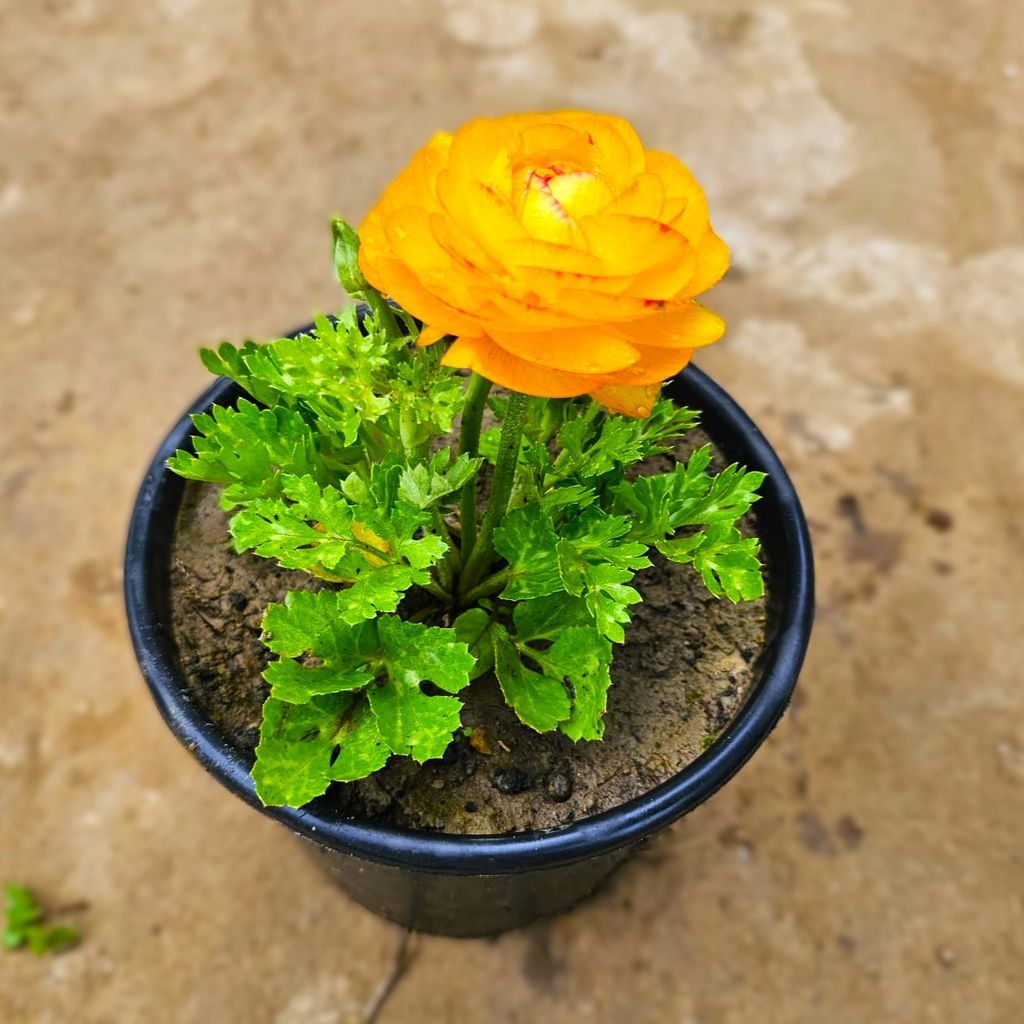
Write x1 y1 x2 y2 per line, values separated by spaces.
167 220 766 807
3 884 79 956
614 444 766 602
253 590 473 806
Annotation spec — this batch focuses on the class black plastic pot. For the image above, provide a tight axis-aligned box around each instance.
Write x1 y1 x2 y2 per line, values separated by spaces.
125 347 814 938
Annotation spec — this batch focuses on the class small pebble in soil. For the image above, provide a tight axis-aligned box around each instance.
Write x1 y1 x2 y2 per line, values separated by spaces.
492 768 532 795
464 801 478 813
544 770 574 803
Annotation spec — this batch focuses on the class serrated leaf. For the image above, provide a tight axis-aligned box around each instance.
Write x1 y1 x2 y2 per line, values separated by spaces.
229 472 444 597
512 594 594 642
333 564 427 623
528 627 613 742
540 483 598 511
654 533 705 563
367 681 463 763
261 590 379 661
263 659 375 703
358 617 473 762
493 628 572 733
253 692 388 806
398 450 481 509
167 399 330 507
377 616 474 694
557 543 641 643
614 445 764 539
562 507 651 571
329 697 392 782
692 522 765 602
493 505 563 600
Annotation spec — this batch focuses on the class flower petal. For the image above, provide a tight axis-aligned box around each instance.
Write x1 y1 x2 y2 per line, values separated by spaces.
676 229 729 298
417 323 450 347
518 177 585 246
643 150 709 240
489 325 640 375
358 253 483 338
552 111 647 184
603 342 694 384
603 172 666 219
590 383 661 418
548 171 616 219
500 237 603 274
579 214 693 275
514 122 595 167
441 335 598 397
512 265 635 302
615 302 725 350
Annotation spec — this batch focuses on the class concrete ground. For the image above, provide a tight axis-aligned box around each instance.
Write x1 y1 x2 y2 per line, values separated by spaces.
2 1 1022 1021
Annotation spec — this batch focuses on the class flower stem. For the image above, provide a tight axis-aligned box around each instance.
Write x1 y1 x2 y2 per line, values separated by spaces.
457 373 493 563
460 567 512 605
459 391 527 600
362 289 402 342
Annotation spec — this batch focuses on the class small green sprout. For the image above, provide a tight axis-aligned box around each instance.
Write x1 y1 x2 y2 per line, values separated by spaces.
3 884 80 955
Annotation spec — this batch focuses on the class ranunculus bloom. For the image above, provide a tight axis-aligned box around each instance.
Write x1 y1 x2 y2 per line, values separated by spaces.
358 111 729 417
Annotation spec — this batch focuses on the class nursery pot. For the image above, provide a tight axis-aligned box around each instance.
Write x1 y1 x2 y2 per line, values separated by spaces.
125 335 814 938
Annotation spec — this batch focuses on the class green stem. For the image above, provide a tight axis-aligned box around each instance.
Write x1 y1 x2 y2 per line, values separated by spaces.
459 391 528 600
362 289 402 341
421 577 453 604
457 373 493 563
431 511 459 590
460 567 512 605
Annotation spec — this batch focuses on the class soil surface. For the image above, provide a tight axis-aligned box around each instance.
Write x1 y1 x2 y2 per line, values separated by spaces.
170 432 767 834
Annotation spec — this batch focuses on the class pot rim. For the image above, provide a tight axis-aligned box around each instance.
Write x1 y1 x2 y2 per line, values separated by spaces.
125 352 814 876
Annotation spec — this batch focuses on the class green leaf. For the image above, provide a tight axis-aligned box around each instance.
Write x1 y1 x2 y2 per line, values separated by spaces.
330 696 393 782
398 450 481 510
332 218 370 295
167 399 330 508
367 682 463 763
362 617 474 762
512 594 594 642
691 523 765 602
493 505 563 600
4 884 41 932
492 628 572 733
377 616 474 695
3 884 79 956
548 395 698 485
493 623 612 738
656 522 764 602
557 545 642 643
453 608 497 680
613 445 766 602
255 603 474 797
263 659 375 703
261 590 379 661
25 925 79 955
614 445 764 538
253 692 389 806
549 508 650 643
229 473 444 602
561 507 651 571
529 627 613 742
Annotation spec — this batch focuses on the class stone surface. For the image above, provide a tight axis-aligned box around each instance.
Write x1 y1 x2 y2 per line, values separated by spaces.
1 1 1022 1021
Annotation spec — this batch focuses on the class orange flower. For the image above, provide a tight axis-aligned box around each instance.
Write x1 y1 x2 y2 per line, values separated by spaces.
358 111 729 417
